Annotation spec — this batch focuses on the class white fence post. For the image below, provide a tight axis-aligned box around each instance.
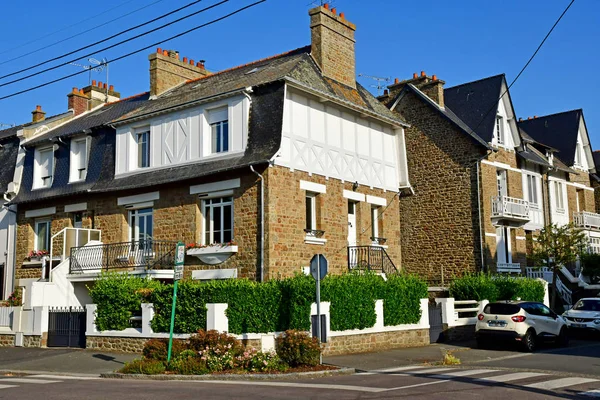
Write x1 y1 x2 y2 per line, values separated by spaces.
374 300 384 329
206 303 228 333
310 301 331 336
11 306 22 332
32 306 48 337
85 304 98 335
141 303 154 335
261 335 276 352
540 279 550 307
435 298 456 327
419 299 430 328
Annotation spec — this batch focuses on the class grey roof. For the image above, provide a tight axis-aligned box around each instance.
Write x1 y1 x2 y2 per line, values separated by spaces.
517 147 551 168
115 46 406 127
518 110 583 167
444 74 505 143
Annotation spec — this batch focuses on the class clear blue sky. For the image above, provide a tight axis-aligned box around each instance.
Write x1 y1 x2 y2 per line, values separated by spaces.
0 0 598 149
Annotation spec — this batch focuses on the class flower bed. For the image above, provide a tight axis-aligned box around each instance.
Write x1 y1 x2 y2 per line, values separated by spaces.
119 329 325 376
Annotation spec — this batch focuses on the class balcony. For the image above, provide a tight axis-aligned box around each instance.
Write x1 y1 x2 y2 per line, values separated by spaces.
491 196 530 226
573 211 600 231
348 246 398 275
69 240 178 275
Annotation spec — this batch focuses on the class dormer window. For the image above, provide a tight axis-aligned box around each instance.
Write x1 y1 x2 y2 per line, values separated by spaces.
136 130 150 168
33 146 54 189
70 137 89 182
495 115 505 146
208 107 229 154
574 137 585 168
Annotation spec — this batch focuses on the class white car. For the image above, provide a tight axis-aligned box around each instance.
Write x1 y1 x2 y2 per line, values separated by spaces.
476 301 568 352
562 298 600 333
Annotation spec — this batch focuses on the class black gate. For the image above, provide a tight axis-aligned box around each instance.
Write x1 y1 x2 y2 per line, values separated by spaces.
428 303 444 343
47 307 86 348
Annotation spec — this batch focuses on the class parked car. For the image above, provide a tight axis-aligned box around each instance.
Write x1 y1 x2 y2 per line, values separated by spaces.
476 301 568 352
562 298 600 334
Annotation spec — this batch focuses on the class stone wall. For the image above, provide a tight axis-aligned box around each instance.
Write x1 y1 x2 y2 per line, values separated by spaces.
0 334 14 347
322 329 429 356
391 90 485 281
86 336 147 353
23 335 41 348
264 165 401 279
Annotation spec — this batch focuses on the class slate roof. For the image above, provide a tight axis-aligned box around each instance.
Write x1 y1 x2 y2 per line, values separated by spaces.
517 110 583 167
0 128 22 194
444 74 505 143
592 151 600 182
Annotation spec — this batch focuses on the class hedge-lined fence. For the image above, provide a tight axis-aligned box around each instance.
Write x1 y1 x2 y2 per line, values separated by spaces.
89 272 428 334
449 274 545 303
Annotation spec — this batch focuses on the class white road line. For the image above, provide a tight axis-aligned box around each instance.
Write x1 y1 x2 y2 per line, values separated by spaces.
0 378 60 384
359 365 425 376
429 369 498 379
477 372 548 383
0 384 18 390
30 374 100 380
404 367 453 375
194 380 383 393
525 377 598 390
582 389 600 397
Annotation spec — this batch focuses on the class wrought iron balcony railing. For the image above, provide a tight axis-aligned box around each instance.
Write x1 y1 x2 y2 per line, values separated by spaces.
69 240 178 274
348 245 398 275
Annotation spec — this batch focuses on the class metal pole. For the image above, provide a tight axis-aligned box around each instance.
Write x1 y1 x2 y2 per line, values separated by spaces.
316 255 322 365
167 280 178 362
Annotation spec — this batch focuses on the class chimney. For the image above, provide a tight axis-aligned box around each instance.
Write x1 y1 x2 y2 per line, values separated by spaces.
31 105 46 123
67 87 89 116
82 81 121 109
149 48 210 97
386 71 446 108
309 5 357 88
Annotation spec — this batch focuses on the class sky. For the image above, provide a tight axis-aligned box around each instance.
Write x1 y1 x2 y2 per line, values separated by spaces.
0 0 598 148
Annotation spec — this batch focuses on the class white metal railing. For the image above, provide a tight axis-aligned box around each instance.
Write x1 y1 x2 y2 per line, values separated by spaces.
497 262 522 273
47 228 102 280
574 211 600 231
526 267 553 283
0 307 13 327
555 276 572 306
491 196 530 221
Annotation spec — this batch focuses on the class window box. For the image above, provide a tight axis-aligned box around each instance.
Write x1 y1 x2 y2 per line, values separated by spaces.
187 245 238 265
304 229 326 245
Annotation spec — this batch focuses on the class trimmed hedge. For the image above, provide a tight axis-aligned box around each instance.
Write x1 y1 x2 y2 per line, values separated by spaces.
381 275 428 326
449 274 545 303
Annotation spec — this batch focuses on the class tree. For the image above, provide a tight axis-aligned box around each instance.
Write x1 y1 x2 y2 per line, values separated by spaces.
530 223 587 310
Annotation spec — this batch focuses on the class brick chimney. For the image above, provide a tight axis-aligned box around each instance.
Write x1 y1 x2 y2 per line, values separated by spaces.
82 80 120 109
387 71 446 108
67 87 89 116
309 4 356 88
31 105 46 123
149 48 210 97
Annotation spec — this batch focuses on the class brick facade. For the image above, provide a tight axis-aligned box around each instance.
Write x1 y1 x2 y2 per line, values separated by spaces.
149 49 209 97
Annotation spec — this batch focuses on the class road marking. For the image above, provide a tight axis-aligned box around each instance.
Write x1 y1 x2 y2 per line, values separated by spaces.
429 369 498 378
0 384 18 390
30 374 100 380
582 390 600 397
473 353 533 363
359 365 424 375
525 377 598 390
404 367 453 375
195 380 383 393
0 378 60 384
477 372 548 383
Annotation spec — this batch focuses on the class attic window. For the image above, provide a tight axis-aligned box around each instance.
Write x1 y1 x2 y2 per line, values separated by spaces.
244 67 261 75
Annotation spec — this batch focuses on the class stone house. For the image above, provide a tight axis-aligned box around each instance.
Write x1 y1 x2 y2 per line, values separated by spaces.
380 73 597 282
9 5 411 307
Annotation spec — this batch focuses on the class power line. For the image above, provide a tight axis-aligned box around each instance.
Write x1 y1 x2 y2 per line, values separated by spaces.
0 0 140 58
472 0 575 133
0 0 205 81
0 0 225 87
0 0 267 102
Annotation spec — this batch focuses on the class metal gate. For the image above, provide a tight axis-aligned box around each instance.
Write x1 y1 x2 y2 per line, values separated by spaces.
47 307 86 348
428 303 444 343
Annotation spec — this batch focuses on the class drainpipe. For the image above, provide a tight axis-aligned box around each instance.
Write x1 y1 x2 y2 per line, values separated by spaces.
475 150 493 272
250 165 264 283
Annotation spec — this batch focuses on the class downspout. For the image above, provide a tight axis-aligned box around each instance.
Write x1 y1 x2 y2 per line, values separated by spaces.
250 165 264 283
475 150 493 272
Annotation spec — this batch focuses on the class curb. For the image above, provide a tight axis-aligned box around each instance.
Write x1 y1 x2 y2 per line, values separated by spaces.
0 369 101 378
101 367 355 381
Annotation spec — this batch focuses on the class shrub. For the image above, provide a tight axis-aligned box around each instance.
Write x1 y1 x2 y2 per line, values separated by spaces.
119 359 166 375
382 274 428 326
188 329 243 355
449 273 499 302
276 330 321 367
168 350 209 375
277 274 315 331
142 338 187 361
511 277 545 302
88 273 160 331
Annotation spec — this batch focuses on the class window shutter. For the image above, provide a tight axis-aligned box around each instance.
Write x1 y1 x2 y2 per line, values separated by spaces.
39 149 52 178
79 140 87 170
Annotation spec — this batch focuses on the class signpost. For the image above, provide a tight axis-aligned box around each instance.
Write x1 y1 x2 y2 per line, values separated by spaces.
310 254 328 347
167 241 186 362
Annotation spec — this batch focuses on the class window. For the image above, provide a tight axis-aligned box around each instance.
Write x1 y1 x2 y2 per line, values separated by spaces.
371 206 380 239
136 131 150 168
203 197 233 244
554 181 565 211
590 237 600 254
34 219 51 252
496 170 507 198
129 208 153 244
34 147 54 188
526 174 538 207
496 226 511 264
72 213 83 229
70 138 88 181
305 193 317 232
575 138 584 167
211 120 229 154
495 115 504 145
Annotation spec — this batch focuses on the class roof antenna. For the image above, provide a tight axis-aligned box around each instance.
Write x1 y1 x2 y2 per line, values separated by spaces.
70 57 110 101
358 73 390 96
307 0 337 7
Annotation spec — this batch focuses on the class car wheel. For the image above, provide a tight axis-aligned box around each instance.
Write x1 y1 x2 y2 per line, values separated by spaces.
557 327 569 347
523 329 536 352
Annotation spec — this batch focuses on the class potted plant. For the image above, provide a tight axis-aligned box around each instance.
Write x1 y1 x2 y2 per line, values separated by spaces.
27 250 49 262
186 241 238 265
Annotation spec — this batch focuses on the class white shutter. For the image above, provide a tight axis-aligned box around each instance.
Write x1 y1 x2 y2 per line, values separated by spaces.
496 227 506 264
78 140 87 170
39 149 52 178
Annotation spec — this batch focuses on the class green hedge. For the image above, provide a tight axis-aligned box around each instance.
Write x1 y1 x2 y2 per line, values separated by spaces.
449 274 545 303
94 272 428 334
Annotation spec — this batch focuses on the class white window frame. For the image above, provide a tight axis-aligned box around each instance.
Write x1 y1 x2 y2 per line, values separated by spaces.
69 137 89 182
496 169 508 198
554 181 565 213
202 197 234 245
128 207 153 243
305 192 317 232
495 114 505 146
525 174 539 208
34 218 51 252
496 226 512 264
72 212 83 229
136 129 150 169
589 236 600 254
371 206 379 239
33 146 54 189
208 107 229 155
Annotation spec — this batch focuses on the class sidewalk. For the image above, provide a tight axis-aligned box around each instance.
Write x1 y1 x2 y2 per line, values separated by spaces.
0 347 138 376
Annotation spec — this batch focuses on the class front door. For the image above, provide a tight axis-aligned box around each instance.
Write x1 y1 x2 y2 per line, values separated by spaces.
347 201 357 246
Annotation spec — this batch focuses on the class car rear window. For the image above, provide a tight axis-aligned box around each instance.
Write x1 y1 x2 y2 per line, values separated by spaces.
484 303 521 315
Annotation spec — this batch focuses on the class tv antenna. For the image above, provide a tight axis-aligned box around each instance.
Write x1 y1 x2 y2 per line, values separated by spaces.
0 123 15 129
307 0 337 7
358 73 390 96
70 57 110 97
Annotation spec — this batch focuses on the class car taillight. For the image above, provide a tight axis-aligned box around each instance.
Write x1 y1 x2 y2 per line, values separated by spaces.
511 315 526 323
478 313 484 321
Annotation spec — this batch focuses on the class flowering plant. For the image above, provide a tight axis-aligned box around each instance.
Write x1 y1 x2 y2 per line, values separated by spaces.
8 288 22 306
27 250 48 260
185 241 236 250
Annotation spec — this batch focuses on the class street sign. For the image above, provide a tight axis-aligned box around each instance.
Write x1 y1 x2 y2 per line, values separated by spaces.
310 254 328 281
168 241 185 362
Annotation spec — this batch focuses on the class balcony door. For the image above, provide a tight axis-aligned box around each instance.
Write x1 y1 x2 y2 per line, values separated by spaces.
497 170 507 198
347 201 357 246
496 226 512 264
129 208 153 250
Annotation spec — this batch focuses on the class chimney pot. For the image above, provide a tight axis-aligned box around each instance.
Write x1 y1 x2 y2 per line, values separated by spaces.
394 78 399 84
98 81 103 88
432 74 437 81
79 89 84 94
109 84 114 91
519 117 523 121
36 105 41 111
412 73 418 79
324 3 329 9
150 49 210 96
183 57 188 63
190 59 194 65
163 50 168 56
534 115 538 119
157 47 162 54
331 7 336 14
72 87 78 93
420 71 426 77
528 117 532 120
31 105 46 123
92 80 97 86
383 89 389 96
103 83 107 89
340 12 345 19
